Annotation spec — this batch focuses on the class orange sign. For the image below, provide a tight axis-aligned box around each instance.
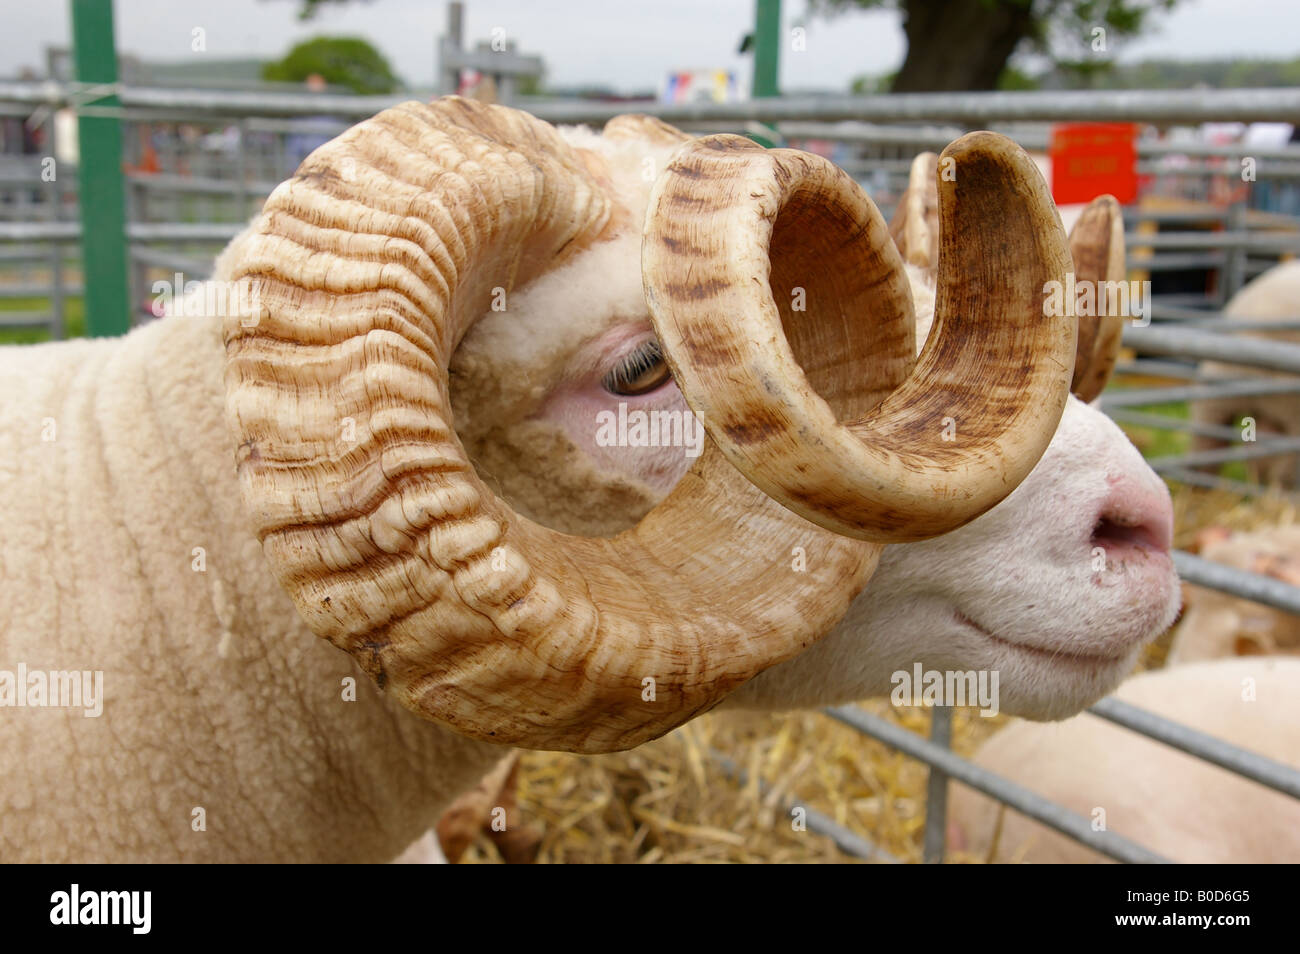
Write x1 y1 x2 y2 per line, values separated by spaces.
1049 122 1139 205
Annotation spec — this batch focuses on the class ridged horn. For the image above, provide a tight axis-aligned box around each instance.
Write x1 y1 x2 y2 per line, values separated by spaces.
889 151 940 272
222 98 874 754
602 114 693 147
643 131 1077 543
1068 194 1127 402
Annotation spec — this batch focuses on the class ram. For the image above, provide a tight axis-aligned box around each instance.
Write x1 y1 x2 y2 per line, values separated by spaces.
0 99 1178 862
1190 260 1300 487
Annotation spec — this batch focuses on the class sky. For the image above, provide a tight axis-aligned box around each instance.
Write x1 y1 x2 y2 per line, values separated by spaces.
2 0 1299 94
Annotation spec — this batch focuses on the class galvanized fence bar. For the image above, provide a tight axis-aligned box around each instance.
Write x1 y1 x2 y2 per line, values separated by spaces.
825 705 1171 863
1225 199 1250 300
1137 160 1300 180
0 222 81 241
1111 357 1200 379
0 310 57 329
1125 231 1300 252
124 171 280 198
536 88 1300 125
1159 466 1281 497
1152 292 1238 309
1100 378 1300 408
0 81 403 119
1128 208 1229 225
127 223 244 242
921 706 952 864
1152 316 1300 333
3 82 1300 125
48 238 64 340
1090 697 1300 800
1107 408 1245 442
0 222 244 242
1173 550 1300 617
1123 323 1300 374
1141 140 1300 161
782 121 1300 162
1149 436 1300 470
1137 252 1228 271
131 246 217 278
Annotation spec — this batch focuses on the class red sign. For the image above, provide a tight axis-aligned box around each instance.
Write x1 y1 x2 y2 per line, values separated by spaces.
1049 122 1139 205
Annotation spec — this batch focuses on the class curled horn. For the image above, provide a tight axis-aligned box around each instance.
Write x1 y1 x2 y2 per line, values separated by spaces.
223 98 875 753
889 151 940 272
1068 195 1127 402
643 132 1077 542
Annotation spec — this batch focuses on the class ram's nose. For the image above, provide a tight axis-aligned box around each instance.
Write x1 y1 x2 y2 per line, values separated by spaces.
1089 473 1174 558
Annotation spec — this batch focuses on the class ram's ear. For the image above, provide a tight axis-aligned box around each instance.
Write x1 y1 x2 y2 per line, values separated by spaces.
889 152 940 274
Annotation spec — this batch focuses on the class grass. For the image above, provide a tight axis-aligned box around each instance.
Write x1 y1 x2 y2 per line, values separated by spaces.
1113 398 1191 461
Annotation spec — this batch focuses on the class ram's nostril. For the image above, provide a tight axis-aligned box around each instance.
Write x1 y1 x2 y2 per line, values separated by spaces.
1091 515 1163 553
1089 480 1174 556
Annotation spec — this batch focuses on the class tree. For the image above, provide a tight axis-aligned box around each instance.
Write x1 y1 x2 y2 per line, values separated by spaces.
810 0 1180 93
259 0 374 21
262 36 400 94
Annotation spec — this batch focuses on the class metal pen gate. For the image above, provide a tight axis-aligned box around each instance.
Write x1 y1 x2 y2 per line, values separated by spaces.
2 78 1300 863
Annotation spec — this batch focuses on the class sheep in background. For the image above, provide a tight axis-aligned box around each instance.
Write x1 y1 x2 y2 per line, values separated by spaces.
0 99 1178 862
1191 261 1300 487
948 657 1300 863
1168 524 1300 664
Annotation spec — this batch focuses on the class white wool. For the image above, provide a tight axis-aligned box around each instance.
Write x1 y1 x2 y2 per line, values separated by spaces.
1190 261 1300 487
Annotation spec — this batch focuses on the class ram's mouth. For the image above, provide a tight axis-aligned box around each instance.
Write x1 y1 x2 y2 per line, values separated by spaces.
953 611 1138 669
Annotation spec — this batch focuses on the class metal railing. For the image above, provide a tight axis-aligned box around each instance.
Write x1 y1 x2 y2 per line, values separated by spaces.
2 82 1298 337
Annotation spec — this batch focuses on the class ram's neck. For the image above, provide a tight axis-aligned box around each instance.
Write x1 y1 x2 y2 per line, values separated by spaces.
0 316 502 861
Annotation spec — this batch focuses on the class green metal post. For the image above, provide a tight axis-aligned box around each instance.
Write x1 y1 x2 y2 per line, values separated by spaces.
749 0 781 147
752 0 781 98
71 0 130 337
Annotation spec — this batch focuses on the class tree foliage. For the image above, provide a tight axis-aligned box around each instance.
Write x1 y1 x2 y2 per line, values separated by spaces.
811 0 1181 92
262 35 400 94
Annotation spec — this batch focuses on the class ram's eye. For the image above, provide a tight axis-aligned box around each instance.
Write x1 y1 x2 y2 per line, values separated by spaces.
603 339 671 396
